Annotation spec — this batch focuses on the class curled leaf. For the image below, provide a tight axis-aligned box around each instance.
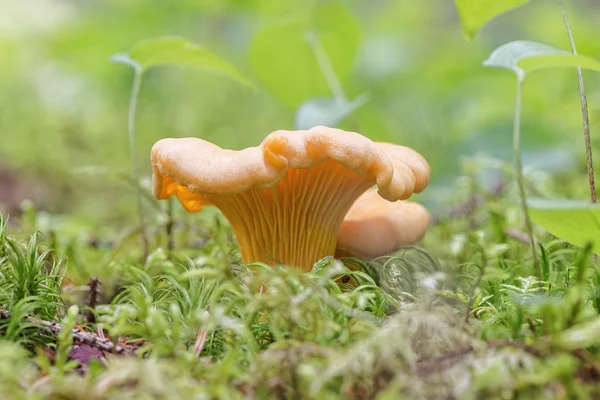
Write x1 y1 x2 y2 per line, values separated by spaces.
483 40 600 80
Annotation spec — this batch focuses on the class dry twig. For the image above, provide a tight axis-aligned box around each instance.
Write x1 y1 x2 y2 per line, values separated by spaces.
0 309 125 354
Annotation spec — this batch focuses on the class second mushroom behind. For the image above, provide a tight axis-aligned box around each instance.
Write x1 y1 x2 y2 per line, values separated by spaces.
151 126 430 272
336 188 430 260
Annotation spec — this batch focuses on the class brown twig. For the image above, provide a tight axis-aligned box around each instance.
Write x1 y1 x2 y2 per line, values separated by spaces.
0 309 124 354
84 276 100 324
166 198 175 255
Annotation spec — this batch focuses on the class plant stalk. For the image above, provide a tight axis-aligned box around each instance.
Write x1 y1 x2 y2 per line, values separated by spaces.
513 78 540 278
166 198 175 255
558 0 596 203
465 243 487 323
84 276 99 324
128 68 149 260
307 32 347 103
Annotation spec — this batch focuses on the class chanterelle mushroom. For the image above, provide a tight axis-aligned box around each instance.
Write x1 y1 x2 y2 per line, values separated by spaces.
336 188 430 260
151 126 430 271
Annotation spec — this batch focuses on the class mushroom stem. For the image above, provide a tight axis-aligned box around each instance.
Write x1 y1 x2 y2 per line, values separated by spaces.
207 161 372 271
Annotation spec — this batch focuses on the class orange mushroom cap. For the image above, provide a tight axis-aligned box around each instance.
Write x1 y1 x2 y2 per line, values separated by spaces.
151 126 430 271
335 188 430 259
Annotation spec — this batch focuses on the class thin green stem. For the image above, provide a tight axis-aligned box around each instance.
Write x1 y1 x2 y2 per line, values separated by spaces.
558 0 596 203
306 32 347 103
128 68 149 260
513 78 540 278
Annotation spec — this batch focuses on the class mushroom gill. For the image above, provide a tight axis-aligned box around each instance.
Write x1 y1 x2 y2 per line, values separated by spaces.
151 126 430 272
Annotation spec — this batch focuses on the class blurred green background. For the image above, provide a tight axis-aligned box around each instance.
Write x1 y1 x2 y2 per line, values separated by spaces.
1 0 599 231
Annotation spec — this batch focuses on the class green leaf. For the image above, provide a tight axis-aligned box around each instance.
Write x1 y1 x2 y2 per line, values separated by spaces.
111 36 252 87
249 2 361 108
483 40 600 81
454 0 530 40
294 94 369 130
528 198 600 252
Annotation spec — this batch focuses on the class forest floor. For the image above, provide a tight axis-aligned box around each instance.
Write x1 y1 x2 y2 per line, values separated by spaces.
2 172 600 400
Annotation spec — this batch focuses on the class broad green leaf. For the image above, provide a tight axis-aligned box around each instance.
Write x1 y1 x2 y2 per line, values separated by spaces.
294 94 369 130
111 36 252 87
528 198 600 252
249 2 361 108
483 40 600 81
454 0 529 40
454 0 530 40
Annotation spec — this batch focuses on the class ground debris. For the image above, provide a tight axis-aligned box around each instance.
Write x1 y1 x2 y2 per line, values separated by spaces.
0 308 129 355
